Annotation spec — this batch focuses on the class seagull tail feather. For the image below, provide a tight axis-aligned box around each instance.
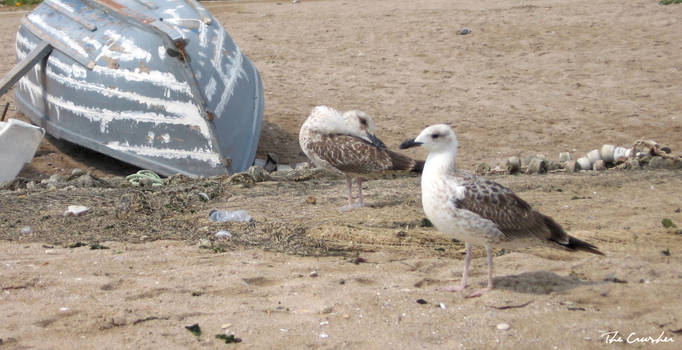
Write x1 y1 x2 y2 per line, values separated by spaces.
565 235 605 255
543 214 604 255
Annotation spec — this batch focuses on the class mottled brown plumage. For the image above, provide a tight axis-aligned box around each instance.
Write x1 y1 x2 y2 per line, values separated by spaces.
401 124 603 296
299 106 423 210
452 170 602 254
307 134 422 177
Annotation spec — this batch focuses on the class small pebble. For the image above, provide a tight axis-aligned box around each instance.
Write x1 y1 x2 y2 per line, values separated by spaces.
496 323 510 331
456 28 471 35
593 159 606 171
198 239 212 249
71 168 84 177
342 314 350 319
319 332 328 339
59 307 69 312
438 303 446 309
197 192 210 201
63 205 89 216
416 299 428 305
526 157 546 174
215 230 232 239
306 196 317 205
320 321 329 326
221 323 232 329
309 270 318 277
20 226 31 234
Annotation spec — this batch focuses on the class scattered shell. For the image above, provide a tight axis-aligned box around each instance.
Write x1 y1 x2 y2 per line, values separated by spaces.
496 323 511 331
20 226 31 234
309 270 319 278
613 147 631 162
593 159 606 171
576 157 592 170
600 144 616 163
197 192 210 201
648 156 667 169
198 239 212 249
626 158 640 169
475 163 491 175
438 303 446 309
564 160 579 172
586 149 602 164
506 156 520 173
215 230 232 239
559 152 572 162
319 332 328 339
526 158 546 174
546 160 562 171
64 205 89 216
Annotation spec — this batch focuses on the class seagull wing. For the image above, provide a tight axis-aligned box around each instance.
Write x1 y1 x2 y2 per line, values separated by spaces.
449 171 568 244
308 134 418 174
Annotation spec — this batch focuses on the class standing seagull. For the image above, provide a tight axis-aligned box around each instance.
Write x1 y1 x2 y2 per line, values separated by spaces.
400 124 603 297
300 106 424 210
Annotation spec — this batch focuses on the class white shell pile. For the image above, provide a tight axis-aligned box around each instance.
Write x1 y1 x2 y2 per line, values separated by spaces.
482 139 681 175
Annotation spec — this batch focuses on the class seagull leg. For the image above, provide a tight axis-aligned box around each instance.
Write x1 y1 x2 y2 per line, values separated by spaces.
466 245 494 298
339 175 355 212
443 243 471 292
354 178 365 208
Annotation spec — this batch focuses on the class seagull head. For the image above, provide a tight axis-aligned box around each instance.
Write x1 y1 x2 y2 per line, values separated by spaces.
399 124 458 153
343 110 386 148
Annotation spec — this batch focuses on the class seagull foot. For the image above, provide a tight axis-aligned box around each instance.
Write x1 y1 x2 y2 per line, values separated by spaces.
465 286 492 298
338 203 364 212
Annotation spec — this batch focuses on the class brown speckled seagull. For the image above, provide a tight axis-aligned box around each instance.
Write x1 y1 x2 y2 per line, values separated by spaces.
300 106 424 211
400 124 603 297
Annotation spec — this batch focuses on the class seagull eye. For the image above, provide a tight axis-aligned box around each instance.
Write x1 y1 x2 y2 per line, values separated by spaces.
431 133 440 139
359 118 367 126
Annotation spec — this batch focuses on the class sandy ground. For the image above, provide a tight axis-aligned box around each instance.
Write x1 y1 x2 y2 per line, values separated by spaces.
1 0 682 349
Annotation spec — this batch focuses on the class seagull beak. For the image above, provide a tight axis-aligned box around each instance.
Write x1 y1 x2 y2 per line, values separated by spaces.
399 138 422 149
367 133 387 148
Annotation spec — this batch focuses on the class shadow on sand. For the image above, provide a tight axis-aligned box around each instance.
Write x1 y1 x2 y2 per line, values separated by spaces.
492 270 597 295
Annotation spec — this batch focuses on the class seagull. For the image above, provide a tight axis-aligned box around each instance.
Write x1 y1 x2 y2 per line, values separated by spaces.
299 106 424 210
400 124 603 297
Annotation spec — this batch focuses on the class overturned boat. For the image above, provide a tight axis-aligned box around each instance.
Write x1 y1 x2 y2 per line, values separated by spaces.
7 0 264 177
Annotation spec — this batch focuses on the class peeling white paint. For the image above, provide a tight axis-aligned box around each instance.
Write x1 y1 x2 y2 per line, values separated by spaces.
27 13 89 58
158 45 166 60
48 55 88 79
44 66 204 133
205 77 217 102
47 0 75 13
82 36 103 51
95 30 152 63
106 141 222 166
162 5 184 19
18 76 211 146
214 47 246 117
199 20 208 48
16 33 37 51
